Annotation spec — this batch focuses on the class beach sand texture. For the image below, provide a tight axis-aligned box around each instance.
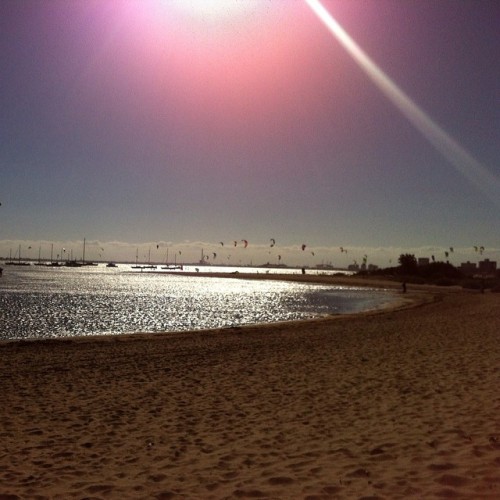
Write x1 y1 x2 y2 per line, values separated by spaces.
1 282 499 498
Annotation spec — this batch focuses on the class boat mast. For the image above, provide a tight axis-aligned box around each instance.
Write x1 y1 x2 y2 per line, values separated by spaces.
82 238 86 264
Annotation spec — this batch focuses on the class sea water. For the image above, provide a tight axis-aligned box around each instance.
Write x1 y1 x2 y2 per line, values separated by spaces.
0 265 395 341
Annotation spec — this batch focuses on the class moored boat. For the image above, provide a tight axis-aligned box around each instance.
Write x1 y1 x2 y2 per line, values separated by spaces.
65 260 83 268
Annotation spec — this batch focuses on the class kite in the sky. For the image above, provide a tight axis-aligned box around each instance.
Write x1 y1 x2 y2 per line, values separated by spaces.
241 239 248 248
270 238 276 247
301 244 307 251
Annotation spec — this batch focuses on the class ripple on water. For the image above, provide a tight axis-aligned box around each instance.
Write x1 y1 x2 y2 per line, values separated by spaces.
0 267 395 340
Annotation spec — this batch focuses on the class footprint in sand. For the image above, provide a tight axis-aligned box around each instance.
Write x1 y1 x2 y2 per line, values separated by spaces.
436 474 469 487
267 476 294 485
428 463 457 471
232 488 266 497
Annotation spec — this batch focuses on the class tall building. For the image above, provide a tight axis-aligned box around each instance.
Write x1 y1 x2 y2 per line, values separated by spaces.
478 259 497 275
459 261 477 276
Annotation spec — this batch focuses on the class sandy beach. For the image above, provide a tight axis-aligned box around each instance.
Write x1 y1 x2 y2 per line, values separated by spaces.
1 276 499 499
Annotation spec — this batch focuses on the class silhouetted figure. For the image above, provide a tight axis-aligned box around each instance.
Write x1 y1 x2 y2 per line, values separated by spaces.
402 281 407 293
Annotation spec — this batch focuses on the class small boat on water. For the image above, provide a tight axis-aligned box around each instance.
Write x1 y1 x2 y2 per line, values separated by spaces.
5 245 31 266
161 248 182 270
80 238 97 266
131 247 157 270
57 238 97 267
106 262 118 268
65 260 83 268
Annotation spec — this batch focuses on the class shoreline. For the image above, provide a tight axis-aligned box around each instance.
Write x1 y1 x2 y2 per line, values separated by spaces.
1 277 499 498
0 273 429 347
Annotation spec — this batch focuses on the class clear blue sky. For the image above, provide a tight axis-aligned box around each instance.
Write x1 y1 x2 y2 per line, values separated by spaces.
1 0 499 267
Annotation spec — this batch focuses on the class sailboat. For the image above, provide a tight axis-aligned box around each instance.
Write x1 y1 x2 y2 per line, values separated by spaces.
65 246 83 267
65 238 96 267
131 248 143 269
81 238 97 266
47 243 62 266
161 248 182 270
143 247 157 269
6 245 31 266
131 247 156 270
35 245 46 266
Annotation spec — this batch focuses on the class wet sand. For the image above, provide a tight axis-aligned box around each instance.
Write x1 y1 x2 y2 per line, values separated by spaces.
1 276 499 498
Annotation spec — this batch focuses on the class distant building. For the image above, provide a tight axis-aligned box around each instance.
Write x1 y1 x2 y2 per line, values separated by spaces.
418 257 430 266
478 259 497 275
347 263 360 272
459 261 477 276
367 264 379 271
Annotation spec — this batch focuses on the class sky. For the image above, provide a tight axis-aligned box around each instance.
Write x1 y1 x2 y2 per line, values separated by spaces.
1 0 499 267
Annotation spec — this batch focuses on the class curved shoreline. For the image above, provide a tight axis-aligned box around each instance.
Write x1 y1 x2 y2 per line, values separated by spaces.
0 273 430 346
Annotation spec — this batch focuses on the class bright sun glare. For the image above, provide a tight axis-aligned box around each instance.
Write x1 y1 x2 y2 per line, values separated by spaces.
306 0 500 209
170 0 246 21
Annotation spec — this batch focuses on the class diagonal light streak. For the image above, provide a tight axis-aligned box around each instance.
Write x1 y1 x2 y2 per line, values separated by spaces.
306 0 500 208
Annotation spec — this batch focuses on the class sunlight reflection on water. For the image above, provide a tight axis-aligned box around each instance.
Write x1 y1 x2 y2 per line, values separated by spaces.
0 265 394 340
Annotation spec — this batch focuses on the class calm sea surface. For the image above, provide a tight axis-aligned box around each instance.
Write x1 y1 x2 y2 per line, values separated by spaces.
0 265 396 341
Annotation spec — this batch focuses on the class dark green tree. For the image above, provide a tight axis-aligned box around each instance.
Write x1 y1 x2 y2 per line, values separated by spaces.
398 253 418 274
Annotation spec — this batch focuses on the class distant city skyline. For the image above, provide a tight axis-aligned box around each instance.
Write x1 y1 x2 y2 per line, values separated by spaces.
1 1 499 267
0 238 496 269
